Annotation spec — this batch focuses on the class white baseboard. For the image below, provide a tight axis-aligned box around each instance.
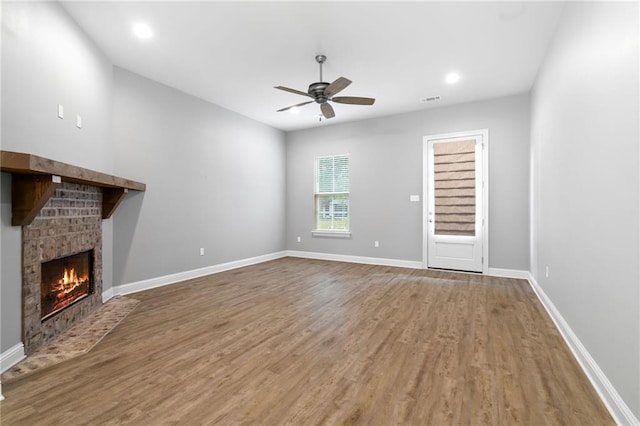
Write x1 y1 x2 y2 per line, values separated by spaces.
287 252 531 279
527 273 639 426
102 287 114 303
109 252 528 299
286 250 423 269
486 267 530 279
112 251 288 297
0 342 25 374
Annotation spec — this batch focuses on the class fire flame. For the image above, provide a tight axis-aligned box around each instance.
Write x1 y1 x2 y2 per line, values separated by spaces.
52 267 88 300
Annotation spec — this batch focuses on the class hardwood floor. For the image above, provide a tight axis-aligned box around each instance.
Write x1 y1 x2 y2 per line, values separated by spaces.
1 258 612 425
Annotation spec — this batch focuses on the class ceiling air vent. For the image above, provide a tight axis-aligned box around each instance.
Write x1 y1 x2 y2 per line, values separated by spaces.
420 95 441 103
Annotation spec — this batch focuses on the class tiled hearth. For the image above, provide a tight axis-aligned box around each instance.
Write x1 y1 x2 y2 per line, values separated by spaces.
22 183 103 355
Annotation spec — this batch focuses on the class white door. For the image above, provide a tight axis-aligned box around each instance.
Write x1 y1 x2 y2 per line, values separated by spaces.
424 130 487 272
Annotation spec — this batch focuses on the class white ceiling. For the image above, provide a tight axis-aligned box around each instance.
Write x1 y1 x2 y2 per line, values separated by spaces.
61 1 564 132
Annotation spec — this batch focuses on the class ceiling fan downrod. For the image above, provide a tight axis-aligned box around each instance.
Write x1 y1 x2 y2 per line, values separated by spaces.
309 55 330 103
315 54 326 82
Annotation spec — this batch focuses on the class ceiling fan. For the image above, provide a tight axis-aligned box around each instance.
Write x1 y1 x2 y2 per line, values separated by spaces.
274 55 375 119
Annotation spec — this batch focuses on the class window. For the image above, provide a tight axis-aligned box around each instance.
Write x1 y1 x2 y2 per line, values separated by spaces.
314 154 350 234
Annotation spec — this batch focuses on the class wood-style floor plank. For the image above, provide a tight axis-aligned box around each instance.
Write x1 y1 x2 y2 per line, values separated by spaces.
0 258 612 425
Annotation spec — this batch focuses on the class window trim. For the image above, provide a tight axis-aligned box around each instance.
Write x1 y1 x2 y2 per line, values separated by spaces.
311 229 352 238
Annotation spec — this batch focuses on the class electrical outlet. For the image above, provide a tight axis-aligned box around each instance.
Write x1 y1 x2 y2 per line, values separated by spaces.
296 236 301 243
76 115 82 129
58 104 64 119
200 248 205 256
374 241 379 248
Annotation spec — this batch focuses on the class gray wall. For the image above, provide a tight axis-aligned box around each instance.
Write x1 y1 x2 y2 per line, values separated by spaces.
1 174 21 353
1 2 114 171
1 2 114 352
530 2 639 418
286 94 530 270
111 68 286 286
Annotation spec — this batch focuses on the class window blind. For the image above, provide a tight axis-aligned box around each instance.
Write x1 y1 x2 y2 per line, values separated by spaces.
433 140 476 236
316 155 350 194
315 154 350 231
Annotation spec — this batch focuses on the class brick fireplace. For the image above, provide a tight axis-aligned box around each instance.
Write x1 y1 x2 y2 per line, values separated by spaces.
0 151 145 356
22 183 103 354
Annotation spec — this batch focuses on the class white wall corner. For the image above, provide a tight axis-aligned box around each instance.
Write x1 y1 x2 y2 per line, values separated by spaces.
527 273 639 426
112 251 289 297
0 342 25 374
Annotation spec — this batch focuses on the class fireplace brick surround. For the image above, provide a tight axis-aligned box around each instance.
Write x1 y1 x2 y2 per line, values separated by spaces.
22 183 103 354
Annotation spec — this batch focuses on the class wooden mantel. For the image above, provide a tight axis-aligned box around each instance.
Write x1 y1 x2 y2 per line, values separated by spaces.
0 151 146 226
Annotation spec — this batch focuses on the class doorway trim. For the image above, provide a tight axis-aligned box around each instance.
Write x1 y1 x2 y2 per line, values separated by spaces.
422 129 489 273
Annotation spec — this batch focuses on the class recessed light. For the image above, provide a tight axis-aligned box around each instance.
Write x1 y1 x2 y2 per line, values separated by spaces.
290 107 300 115
132 22 153 39
445 72 461 85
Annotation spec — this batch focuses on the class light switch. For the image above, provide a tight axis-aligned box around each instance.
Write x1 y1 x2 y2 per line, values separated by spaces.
76 115 82 129
410 195 420 202
58 104 64 119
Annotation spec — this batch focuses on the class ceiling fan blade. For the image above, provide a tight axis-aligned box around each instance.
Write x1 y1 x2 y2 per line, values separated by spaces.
274 86 312 98
320 103 335 119
276 100 314 112
332 96 376 106
324 77 352 97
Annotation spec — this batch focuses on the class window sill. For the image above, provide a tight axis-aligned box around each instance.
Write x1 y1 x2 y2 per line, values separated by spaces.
312 230 352 239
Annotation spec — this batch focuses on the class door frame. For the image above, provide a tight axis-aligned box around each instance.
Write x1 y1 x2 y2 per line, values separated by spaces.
422 129 489 274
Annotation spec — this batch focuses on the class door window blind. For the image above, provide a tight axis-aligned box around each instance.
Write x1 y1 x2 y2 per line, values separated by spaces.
433 140 476 236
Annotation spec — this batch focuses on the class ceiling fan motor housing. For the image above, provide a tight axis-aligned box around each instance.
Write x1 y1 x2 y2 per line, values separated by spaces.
308 82 330 103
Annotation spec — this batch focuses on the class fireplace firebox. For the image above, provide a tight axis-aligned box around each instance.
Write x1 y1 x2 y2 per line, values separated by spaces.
41 250 94 321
